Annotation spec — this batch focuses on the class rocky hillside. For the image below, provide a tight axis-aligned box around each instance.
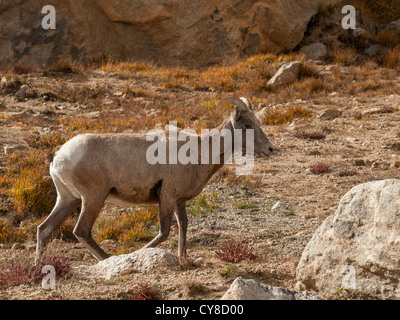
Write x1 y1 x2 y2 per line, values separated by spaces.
0 0 339 67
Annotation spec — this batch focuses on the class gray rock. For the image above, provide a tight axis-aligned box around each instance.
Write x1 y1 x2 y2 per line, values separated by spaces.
296 179 400 299
300 43 328 61
74 248 179 279
365 45 384 57
267 62 300 86
318 109 342 120
362 107 384 116
221 277 323 300
15 84 30 100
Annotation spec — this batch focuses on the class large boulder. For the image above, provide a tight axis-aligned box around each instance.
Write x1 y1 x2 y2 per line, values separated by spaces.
0 0 339 68
221 277 322 300
296 179 400 299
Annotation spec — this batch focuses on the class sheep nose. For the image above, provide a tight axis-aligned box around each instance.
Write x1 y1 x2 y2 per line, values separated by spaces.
269 147 274 153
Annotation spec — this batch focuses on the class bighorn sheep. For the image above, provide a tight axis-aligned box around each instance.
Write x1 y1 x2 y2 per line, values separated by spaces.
36 97 274 262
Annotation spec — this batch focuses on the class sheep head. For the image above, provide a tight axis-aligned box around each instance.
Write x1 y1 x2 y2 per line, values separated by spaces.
218 97 274 159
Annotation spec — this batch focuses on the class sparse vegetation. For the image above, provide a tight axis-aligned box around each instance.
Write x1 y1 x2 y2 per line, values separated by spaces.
383 47 400 70
95 207 159 248
0 219 27 243
215 239 261 263
310 162 329 175
262 106 313 126
0 249 71 290
125 282 161 300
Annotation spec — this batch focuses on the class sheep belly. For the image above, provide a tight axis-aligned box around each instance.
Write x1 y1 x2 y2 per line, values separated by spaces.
105 191 154 207
104 180 162 207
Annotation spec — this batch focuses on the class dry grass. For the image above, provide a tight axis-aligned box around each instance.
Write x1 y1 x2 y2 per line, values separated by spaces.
95 207 159 249
261 106 313 126
1 150 55 222
383 47 400 70
0 219 27 243
331 48 358 66
374 29 400 48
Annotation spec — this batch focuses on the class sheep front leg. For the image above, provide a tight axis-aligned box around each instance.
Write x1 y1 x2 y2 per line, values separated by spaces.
175 202 188 263
144 201 175 249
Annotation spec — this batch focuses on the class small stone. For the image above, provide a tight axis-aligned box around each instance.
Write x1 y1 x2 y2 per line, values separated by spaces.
194 257 205 265
362 108 383 116
365 44 384 57
15 84 30 100
267 62 300 86
300 43 328 61
82 253 92 261
318 109 342 120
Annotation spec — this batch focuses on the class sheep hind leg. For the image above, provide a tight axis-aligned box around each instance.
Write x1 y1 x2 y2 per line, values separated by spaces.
143 201 175 249
36 198 80 263
36 181 80 264
175 202 188 264
73 197 109 261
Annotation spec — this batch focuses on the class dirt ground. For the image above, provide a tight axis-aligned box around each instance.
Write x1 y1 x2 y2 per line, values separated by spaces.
0 61 400 300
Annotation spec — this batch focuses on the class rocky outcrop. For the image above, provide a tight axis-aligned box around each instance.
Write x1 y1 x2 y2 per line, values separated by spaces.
0 0 339 68
221 277 322 300
296 179 400 299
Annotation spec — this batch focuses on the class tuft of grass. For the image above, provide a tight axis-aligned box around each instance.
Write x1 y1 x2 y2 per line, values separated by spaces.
219 265 238 278
262 106 313 126
310 162 329 174
332 48 357 66
126 282 160 300
188 194 219 217
234 201 256 210
215 239 261 263
383 47 400 70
